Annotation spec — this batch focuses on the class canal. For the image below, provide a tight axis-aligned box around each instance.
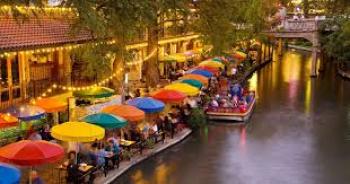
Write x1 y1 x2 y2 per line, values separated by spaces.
114 50 350 184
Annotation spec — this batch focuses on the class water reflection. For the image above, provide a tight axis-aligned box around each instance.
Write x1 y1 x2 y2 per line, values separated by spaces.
114 50 350 184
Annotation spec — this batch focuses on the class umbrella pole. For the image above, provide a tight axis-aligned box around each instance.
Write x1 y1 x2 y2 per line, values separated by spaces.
29 166 33 184
121 128 124 140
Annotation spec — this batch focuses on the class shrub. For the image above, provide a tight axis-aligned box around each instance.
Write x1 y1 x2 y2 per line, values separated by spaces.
188 108 207 130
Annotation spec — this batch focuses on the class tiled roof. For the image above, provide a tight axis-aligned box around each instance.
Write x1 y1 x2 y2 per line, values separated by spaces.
0 16 94 51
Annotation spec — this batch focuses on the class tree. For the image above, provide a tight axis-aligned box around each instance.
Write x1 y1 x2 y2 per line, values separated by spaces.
303 0 309 17
319 16 350 69
3 0 272 86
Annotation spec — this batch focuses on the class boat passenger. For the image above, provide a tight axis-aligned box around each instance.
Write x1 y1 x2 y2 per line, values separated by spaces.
210 98 219 107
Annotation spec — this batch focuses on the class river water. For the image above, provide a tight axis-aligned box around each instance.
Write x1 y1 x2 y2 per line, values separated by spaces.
113 50 350 184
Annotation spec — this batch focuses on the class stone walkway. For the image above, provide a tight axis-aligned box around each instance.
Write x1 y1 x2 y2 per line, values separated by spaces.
95 128 192 184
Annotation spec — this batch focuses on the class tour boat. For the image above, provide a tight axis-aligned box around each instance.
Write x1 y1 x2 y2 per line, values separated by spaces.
206 92 256 122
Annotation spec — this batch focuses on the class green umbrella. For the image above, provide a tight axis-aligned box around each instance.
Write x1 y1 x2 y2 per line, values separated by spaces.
211 57 224 62
73 87 114 99
180 79 203 89
83 113 127 129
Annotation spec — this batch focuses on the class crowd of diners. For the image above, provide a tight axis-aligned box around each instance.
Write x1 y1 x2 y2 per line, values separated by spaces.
23 104 195 184
24 55 255 184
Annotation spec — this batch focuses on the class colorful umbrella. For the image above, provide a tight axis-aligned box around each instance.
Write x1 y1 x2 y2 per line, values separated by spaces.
83 113 127 129
198 60 225 69
127 97 165 113
196 66 220 75
151 89 187 103
51 122 105 142
0 163 21 184
73 87 115 99
163 53 187 62
184 50 194 57
190 69 213 78
233 51 247 61
102 105 145 122
0 113 18 128
4 105 45 121
211 57 224 62
180 79 203 89
164 83 199 96
34 97 67 113
0 140 64 166
181 74 208 86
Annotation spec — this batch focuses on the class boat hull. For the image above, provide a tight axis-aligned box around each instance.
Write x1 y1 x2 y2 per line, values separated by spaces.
206 98 255 122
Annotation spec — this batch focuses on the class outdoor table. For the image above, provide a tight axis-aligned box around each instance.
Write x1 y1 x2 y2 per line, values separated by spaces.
79 164 94 173
120 139 136 148
55 164 95 184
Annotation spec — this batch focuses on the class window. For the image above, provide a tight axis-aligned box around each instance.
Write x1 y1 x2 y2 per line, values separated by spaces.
0 58 8 88
11 56 20 85
1 91 9 102
13 88 21 99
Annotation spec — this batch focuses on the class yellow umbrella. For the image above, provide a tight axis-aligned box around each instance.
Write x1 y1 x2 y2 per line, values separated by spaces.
164 53 187 62
164 83 199 96
51 122 105 142
199 60 225 69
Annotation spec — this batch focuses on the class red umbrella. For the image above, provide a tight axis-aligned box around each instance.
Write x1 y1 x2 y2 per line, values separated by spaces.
151 89 187 103
0 140 64 166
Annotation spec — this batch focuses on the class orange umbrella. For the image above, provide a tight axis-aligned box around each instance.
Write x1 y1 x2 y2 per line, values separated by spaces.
102 105 145 122
34 98 67 113
0 113 18 128
181 74 208 86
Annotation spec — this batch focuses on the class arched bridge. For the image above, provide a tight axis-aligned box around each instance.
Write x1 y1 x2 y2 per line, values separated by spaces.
265 18 323 77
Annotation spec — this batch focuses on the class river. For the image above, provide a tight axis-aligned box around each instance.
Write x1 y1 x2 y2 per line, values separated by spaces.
113 50 350 184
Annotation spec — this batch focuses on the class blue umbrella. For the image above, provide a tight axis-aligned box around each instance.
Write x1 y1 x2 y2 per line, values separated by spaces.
190 69 213 78
127 97 165 113
0 163 21 184
4 105 45 121
83 113 127 129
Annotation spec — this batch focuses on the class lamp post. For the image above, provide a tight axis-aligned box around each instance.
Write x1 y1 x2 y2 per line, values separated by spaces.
121 68 130 104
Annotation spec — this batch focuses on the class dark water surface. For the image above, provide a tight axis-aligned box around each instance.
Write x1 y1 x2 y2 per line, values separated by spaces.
113 50 350 184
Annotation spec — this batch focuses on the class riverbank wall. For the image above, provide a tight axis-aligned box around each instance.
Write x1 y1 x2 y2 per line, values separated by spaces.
235 58 272 84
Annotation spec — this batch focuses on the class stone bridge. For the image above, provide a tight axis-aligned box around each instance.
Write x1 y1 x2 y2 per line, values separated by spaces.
265 18 322 77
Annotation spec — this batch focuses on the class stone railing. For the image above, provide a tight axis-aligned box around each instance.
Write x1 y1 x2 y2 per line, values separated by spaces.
281 18 318 32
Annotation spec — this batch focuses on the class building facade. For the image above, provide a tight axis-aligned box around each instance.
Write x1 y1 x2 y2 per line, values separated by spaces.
0 7 201 109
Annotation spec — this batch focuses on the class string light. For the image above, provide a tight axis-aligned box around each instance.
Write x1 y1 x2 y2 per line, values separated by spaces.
0 5 74 13
126 49 157 66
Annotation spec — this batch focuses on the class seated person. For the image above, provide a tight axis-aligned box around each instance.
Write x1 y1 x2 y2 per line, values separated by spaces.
130 129 142 142
105 140 121 168
232 95 239 107
149 123 158 135
28 170 44 184
66 157 83 184
92 143 109 168
221 99 230 108
210 98 219 107
28 130 42 141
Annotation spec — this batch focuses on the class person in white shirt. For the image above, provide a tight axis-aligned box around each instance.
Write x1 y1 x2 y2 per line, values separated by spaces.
210 98 219 107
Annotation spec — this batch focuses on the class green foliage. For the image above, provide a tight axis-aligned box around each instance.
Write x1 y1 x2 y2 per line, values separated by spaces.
188 108 207 130
319 17 350 64
121 149 133 160
193 0 271 55
144 138 156 149
70 42 123 79
4 0 273 81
